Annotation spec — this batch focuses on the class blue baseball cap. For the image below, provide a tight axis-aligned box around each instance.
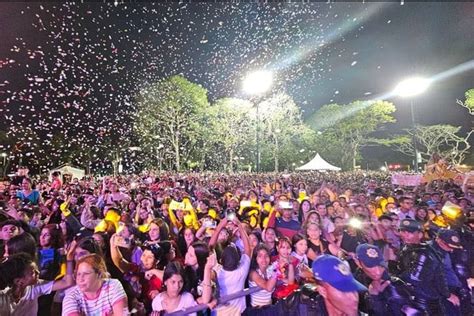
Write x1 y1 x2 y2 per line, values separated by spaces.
356 244 386 268
312 255 367 292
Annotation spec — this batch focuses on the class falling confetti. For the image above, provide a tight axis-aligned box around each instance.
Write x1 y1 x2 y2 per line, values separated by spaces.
3 2 467 173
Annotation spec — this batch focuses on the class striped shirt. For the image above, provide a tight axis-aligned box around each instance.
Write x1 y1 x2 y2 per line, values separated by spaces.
62 279 128 316
248 269 273 307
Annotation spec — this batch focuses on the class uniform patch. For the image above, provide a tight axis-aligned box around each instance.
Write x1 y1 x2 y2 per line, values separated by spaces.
366 248 378 258
335 262 351 276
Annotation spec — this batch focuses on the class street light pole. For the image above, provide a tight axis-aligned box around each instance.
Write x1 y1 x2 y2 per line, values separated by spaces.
242 70 273 173
409 100 419 172
256 102 260 173
393 76 431 173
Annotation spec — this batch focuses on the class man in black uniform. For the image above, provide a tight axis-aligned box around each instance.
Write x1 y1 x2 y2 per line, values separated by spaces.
397 219 450 315
354 243 410 315
431 229 463 315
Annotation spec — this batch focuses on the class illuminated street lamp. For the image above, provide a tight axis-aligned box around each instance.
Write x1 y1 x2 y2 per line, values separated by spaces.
394 77 430 97
242 70 273 172
394 77 431 172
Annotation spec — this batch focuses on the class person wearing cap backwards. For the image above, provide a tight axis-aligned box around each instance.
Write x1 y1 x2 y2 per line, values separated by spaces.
354 243 410 316
312 255 367 316
396 218 451 315
431 229 467 315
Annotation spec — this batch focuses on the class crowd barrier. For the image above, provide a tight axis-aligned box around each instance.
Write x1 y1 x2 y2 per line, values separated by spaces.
164 286 262 316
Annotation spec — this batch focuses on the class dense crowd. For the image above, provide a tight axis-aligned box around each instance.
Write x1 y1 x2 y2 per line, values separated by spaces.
0 166 473 316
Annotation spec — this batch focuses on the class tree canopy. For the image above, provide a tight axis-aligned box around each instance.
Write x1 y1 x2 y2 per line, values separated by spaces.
379 124 473 165
306 100 396 170
457 88 474 115
134 75 210 171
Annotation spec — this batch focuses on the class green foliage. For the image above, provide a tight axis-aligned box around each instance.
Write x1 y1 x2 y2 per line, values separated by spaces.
385 124 473 165
134 75 399 172
205 98 255 171
306 100 396 170
258 93 317 172
134 75 210 171
457 89 474 115
466 89 474 108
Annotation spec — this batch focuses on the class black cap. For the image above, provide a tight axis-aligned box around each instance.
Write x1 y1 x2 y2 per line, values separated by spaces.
399 219 422 232
437 229 462 249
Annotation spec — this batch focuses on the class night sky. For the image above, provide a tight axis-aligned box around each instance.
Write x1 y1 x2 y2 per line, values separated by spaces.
0 2 473 171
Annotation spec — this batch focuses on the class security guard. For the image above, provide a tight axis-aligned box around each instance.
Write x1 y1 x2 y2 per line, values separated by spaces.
354 243 410 316
431 229 463 315
447 214 474 316
312 255 367 316
397 219 450 315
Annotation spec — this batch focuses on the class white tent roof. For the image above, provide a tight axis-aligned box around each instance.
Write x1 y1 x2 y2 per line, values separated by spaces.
296 153 341 171
49 164 85 180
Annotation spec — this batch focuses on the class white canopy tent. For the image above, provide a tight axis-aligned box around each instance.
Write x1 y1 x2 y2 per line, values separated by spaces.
49 164 86 182
296 153 341 171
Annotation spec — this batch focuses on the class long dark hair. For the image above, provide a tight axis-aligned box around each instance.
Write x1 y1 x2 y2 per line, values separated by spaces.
291 233 307 252
41 224 65 249
76 237 103 257
0 253 34 289
163 261 187 295
148 218 170 241
184 241 209 295
221 242 241 271
250 244 271 271
298 200 312 223
177 227 195 257
7 233 38 261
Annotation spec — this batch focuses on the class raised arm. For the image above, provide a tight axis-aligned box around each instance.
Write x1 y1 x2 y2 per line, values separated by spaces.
200 252 216 304
110 234 134 274
249 270 277 292
52 240 76 291
209 217 228 248
234 217 251 257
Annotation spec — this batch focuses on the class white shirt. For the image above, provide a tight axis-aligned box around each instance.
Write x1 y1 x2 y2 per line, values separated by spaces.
248 269 273 307
0 280 54 316
152 292 197 316
322 217 335 233
213 253 251 314
395 208 415 221
62 278 128 316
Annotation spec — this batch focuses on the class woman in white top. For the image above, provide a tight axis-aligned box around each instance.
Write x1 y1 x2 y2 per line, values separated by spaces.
151 261 197 316
0 247 75 316
62 254 128 316
207 216 252 315
248 244 277 307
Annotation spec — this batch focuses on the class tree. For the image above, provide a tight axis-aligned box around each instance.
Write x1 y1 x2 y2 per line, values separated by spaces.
0 127 43 173
206 98 254 172
306 100 396 170
384 125 473 165
258 93 316 172
457 88 474 115
134 75 210 171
